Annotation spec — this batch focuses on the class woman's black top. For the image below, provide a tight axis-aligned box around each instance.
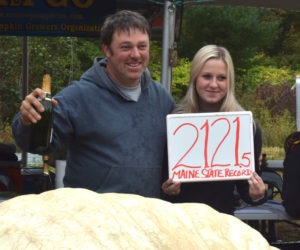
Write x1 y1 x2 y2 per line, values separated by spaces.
163 121 263 215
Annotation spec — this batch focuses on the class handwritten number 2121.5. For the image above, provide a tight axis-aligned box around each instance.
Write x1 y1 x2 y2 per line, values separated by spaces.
172 117 251 171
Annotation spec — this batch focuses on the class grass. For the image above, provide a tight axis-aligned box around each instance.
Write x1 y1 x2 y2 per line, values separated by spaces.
262 146 285 160
277 221 300 242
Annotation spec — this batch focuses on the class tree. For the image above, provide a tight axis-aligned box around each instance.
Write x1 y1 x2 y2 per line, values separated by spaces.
0 36 102 126
178 6 281 69
0 36 22 125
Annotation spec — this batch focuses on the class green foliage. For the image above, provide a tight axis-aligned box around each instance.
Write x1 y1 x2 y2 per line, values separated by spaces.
236 79 297 150
256 109 296 147
178 6 281 69
148 41 191 103
237 91 296 147
29 37 101 95
29 37 77 94
148 41 162 82
236 63 295 94
0 36 101 127
276 26 300 67
0 36 22 125
262 147 285 160
0 124 14 144
75 37 104 78
267 9 300 58
171 58 191 102
148 44 191 102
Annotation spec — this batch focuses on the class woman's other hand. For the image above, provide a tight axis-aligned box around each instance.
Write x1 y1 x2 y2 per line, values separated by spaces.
161 178 182 196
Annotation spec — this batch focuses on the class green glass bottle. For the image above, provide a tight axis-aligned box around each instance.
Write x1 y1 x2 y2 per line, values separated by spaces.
30 74 54 154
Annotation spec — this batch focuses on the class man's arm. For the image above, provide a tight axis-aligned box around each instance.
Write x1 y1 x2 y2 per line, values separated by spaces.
12 88 57 153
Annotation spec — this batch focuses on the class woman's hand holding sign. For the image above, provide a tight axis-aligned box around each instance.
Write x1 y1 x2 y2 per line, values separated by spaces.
162 179 181 196
162 172 266 200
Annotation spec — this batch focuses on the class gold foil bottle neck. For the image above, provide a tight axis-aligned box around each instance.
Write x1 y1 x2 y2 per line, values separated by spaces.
42 74 51 94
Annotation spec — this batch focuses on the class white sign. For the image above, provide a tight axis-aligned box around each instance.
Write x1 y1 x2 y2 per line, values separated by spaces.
167 111 255 182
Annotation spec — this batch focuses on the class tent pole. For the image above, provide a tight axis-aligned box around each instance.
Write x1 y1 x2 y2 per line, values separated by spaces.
161 0 176 94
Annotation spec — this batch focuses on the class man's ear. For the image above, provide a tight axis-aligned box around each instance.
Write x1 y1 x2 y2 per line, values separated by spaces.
102 44 110 57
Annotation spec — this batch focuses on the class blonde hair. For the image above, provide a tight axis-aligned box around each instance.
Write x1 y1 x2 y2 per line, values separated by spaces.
174 45 244 114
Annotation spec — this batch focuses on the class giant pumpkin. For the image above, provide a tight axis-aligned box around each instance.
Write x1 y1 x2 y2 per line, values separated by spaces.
0 188 277 249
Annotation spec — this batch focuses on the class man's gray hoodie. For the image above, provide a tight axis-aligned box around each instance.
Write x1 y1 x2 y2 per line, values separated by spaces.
12 58 175 198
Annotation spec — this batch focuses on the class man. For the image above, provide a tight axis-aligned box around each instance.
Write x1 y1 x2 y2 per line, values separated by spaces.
12 10 175 198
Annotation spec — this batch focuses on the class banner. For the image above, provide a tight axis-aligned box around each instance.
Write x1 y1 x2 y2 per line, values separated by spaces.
0 0 116 37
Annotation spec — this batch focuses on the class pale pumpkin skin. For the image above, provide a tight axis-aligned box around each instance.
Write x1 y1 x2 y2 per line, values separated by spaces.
0 188 278 250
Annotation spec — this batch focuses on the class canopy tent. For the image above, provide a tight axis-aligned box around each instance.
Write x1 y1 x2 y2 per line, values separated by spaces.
186 0 300 12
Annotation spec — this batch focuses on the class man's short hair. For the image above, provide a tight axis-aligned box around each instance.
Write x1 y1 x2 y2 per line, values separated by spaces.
101 10 150 46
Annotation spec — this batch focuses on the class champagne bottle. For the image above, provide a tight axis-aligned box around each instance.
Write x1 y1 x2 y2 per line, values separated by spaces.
30 74 54 154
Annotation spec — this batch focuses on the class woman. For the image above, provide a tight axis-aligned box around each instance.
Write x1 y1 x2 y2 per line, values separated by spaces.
162 45 266 214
